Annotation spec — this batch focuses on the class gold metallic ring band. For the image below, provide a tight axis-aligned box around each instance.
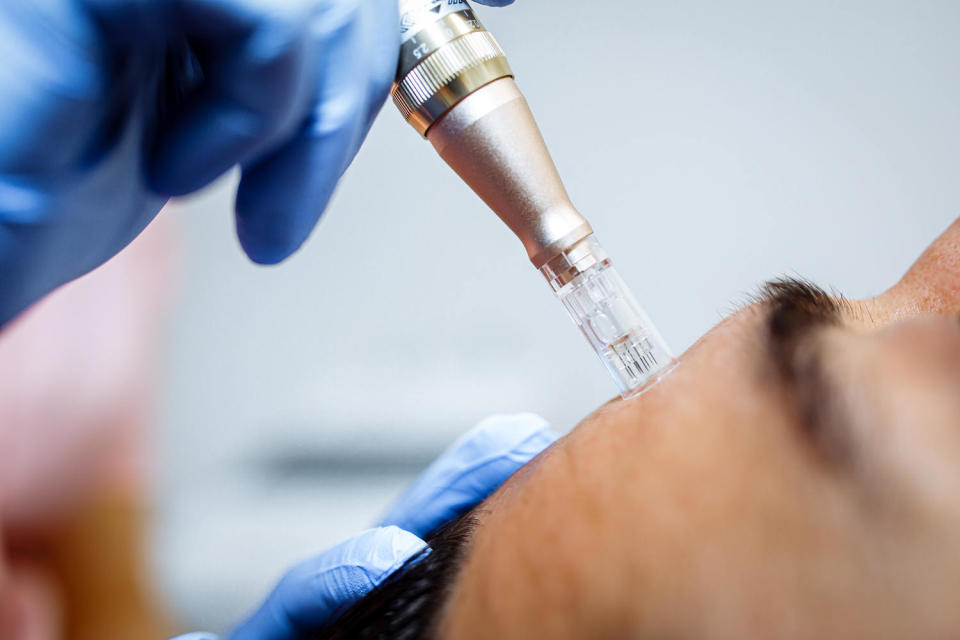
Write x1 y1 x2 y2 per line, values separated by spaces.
397 9 483 78
392 30 513 136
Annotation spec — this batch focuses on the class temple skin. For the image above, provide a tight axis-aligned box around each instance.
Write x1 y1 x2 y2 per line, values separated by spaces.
440 218 960 639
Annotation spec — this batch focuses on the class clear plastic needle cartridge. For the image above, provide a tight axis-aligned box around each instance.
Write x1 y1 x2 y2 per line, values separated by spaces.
540 236 674 396
392 0 675 397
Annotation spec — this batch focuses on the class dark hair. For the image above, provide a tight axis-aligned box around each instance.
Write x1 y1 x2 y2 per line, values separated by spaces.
313 511 480 640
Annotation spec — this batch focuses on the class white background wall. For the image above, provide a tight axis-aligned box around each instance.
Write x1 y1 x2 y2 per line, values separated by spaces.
153 0 960 630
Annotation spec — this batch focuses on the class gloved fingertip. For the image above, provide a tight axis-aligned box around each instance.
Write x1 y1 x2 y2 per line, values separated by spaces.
379 414 558 535
168 634 220 640
243 527 427 634
234 184 318 265
146 127 239 198
235 218 301 265
146 158 210 198
473 0 517 5
233 125 349 266
465 413 560 456
336 526 428 586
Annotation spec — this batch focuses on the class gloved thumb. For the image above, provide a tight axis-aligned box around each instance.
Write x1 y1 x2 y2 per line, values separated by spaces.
380 413 559 536
227 526 426 640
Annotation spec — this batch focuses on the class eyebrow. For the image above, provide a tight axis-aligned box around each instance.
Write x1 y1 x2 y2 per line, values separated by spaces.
755 277 853 460
757 277 843 353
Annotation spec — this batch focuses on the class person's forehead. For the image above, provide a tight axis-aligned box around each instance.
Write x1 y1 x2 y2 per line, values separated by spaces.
444 221 960 634
444 298 946 637
440 309 807 636
468 299 782 527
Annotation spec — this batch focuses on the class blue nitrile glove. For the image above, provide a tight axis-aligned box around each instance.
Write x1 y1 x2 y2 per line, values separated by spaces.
170 412 556 640
0 0 515 326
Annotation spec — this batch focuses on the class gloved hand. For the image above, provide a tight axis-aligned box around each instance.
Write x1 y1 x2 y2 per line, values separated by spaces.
0 0 515 326
171 412 556 640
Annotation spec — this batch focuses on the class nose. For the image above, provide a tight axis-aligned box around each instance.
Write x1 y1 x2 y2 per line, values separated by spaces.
877 217 960 317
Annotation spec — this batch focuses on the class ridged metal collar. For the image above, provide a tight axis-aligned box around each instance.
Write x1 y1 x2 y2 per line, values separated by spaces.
392 9 513 136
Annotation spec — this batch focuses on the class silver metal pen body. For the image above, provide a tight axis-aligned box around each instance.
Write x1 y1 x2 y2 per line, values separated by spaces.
391 0 676 397
392 0 592 268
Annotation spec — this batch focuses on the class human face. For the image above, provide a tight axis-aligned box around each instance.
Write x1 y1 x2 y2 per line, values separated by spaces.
440 219 960 639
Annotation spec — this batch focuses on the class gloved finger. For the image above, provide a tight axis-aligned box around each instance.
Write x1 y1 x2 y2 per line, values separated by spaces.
169 634 219 640
233 0 397 264
228 526 426 640
473 0 518 5
380 413 559 537
147 0 316 196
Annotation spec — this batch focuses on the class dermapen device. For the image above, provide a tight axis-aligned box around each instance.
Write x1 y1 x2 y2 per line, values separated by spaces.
392 0 675 397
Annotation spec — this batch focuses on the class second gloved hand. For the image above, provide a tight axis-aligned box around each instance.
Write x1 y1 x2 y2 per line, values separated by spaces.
0 0 514 325
171 412 556 640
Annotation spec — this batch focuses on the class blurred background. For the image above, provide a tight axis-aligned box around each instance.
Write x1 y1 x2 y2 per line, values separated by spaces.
2 0 958 636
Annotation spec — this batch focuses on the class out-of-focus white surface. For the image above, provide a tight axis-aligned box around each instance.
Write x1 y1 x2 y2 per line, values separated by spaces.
154 0 960 630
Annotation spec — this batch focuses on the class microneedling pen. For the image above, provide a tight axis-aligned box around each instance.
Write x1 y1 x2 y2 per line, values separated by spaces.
392 0 675 397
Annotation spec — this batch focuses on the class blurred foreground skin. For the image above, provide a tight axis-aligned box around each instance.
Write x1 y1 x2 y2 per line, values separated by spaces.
439 218 960 639
0 216 177 639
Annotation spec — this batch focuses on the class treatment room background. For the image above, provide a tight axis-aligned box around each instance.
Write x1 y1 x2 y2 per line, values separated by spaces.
149 0 960 630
